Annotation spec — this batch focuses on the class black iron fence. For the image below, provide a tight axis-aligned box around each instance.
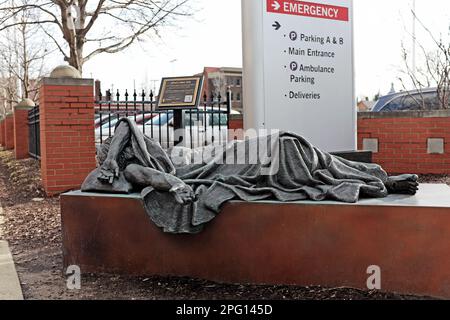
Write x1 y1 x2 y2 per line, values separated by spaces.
25 90 232 161
95 89 232 149
28 106 40 159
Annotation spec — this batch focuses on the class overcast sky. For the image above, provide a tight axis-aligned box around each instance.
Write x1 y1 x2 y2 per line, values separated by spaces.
81 0 450 100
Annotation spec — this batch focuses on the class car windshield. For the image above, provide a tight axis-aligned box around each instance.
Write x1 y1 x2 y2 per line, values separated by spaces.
184 110 228 126
95 115 111 125
145 113 173 126
100 118 119 129
210 113 228 126
380 97 402 112
380 91 442 112
185 112 204 126
100 116 138 129
134 113 154 124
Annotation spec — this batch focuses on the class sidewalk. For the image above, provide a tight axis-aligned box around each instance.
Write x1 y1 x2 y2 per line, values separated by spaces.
0 206 24 300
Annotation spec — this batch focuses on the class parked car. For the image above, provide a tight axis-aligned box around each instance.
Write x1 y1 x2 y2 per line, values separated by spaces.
372 88 448 112
95 112 157 129
95 114 115 129
95 108 238 148
95 117 122 143
142 109 233 148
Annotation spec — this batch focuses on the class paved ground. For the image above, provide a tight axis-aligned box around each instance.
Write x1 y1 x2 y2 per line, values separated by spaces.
0 207 3 237
0 206 23 300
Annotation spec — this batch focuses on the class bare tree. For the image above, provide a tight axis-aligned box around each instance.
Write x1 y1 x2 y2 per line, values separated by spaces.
0 5 50 115
398 10 450 110
0 47 18 115
210 72 227 98
0 0 194 75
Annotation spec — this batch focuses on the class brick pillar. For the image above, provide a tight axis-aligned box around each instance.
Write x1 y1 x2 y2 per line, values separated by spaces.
2 118 5 148
4 113 15 150
0 117 4 147
40 66 96 196
14 99 35 160
228 114 244 141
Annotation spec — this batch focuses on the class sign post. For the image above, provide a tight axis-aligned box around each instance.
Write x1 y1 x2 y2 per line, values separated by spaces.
242 0 355 152
157 76 203 145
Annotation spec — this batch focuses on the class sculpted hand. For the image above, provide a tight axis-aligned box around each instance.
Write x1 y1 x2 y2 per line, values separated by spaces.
170 183 196 205
99 158 120 184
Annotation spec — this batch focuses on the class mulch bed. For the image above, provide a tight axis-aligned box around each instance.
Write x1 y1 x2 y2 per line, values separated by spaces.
0 150 435 300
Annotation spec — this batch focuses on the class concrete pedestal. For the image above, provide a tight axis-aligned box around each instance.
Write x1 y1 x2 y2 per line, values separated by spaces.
61 184 450 298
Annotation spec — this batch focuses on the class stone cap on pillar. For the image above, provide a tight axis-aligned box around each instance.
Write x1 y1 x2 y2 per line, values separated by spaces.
43 65 93 86
15 98 36 111
50 65 81 79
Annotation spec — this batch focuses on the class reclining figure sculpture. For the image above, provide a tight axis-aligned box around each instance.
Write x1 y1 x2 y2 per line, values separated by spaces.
82 118 419 234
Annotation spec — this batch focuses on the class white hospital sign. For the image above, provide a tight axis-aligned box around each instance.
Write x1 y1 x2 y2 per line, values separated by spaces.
242 0 356 152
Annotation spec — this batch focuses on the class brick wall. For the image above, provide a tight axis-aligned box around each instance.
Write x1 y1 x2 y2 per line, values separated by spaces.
358 111 450 174
0 119 4 147
4 114 14 150
13 109 30 159
39 77 96 196
225 112 450 175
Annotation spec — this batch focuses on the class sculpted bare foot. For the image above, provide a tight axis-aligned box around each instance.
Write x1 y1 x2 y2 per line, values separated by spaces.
386 174 419 195
170 183 196 205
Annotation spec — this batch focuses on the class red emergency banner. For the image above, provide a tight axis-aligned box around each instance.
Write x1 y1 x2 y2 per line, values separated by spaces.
267 0 349 22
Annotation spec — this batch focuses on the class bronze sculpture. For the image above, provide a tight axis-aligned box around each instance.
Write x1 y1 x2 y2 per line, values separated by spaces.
82 118 419 233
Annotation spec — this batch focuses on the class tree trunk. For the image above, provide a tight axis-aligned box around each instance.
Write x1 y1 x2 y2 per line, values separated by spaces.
68 43 83 75
59 2 84 75
21 23 29 99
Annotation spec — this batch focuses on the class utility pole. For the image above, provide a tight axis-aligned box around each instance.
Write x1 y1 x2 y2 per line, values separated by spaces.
11 0 21 100
149 79 159 94
412 0 417 74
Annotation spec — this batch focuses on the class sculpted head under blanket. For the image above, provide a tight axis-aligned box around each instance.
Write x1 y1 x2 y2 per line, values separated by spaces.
82 118 419 234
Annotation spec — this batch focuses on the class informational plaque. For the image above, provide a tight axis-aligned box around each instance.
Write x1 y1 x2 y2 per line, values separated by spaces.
157 76 203 110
